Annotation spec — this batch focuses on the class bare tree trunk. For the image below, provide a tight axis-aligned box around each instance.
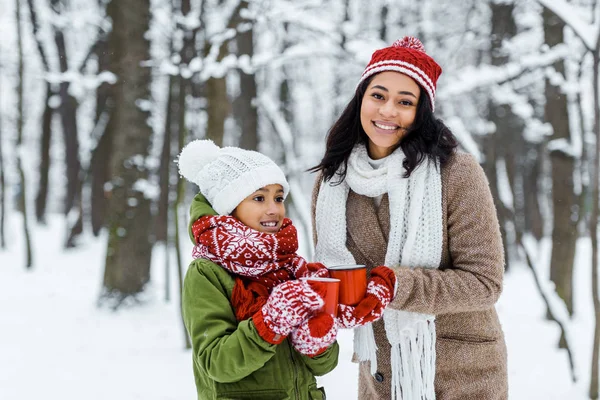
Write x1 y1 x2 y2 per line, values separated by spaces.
544 8 578 315
278 22 293 125
504 125 527 243
15 0 33 268
0 70 5 249
379 4 388 41
523 143 544 239
577 61 591 232
36 87 53 224
157 29 185 301
101 0 153 303
174 170 190 348
486 1 520 270
202 1 249 146
175 0 194 348
26 0 54 224
266 27 312 255
51 0 81 217
156 73 176 246
334 0 351 116
232 1 258 151
90 22 112 236
175 71 191 347
89 112 112 236
589 47 600 400
204 51 229 146
49 0 83 247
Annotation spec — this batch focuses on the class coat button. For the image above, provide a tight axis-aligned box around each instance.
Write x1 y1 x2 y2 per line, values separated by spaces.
374 372 384 383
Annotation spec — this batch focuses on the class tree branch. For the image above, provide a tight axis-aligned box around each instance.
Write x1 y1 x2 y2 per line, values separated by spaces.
439 44 571 97
536 0 598 50
519 235 578 383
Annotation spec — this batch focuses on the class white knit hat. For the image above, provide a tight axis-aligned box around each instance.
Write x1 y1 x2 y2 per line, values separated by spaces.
177 139 290 215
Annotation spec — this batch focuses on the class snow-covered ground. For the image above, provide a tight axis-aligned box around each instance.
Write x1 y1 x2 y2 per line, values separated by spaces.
0 214 592 399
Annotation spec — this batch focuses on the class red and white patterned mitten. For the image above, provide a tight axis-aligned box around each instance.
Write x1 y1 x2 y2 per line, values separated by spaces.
291 312 338 357
253 280 326 344
292 261 330 279
337 266 397 329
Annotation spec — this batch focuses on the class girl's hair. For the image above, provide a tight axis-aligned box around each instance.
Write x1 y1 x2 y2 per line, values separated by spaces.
309 74 458 183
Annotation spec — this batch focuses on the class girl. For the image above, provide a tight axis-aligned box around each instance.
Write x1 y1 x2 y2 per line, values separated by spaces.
311 37 508 399
178 139 339 400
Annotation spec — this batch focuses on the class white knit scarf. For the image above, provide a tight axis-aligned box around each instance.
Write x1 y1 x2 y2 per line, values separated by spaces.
315 144 442 399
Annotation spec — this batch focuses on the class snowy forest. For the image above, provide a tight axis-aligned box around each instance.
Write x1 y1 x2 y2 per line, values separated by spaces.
2 0 600 398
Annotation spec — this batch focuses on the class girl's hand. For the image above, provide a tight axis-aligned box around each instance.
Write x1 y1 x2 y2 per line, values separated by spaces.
294 261 330 279
253 280 326 344
290 312 338 357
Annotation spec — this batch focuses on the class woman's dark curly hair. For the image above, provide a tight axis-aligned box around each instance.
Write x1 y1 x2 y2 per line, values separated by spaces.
309 74 458 184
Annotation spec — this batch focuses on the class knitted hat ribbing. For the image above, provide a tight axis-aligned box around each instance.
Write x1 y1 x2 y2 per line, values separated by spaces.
177 140 289 215
358 36 442 112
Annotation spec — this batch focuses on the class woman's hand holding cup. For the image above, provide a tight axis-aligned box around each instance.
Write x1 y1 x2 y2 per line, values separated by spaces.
335 266 397 329
327 264 367 306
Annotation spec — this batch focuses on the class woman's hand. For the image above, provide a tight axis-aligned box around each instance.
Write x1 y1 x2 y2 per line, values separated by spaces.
253 280 326 344
337 266 397 329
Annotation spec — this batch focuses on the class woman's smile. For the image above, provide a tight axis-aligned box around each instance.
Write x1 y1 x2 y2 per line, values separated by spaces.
372 120 401 133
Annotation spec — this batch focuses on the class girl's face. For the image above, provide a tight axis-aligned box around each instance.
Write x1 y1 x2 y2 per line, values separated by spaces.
231 184 286 234
360 71 421 159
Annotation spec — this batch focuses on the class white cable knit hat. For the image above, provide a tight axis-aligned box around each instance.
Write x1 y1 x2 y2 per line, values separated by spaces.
177 139 290 215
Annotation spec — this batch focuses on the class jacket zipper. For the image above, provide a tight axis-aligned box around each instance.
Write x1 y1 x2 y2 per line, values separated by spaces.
287 341 301 400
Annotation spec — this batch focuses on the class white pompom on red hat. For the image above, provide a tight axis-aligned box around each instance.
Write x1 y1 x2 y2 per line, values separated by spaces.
357 36 442 112
177 139 290 215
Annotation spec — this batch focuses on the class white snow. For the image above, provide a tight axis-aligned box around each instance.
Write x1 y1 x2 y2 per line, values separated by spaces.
0 213 592 399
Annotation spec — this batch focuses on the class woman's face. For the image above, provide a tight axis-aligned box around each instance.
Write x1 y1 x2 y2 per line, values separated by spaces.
360 71 421 159
231 184 286 234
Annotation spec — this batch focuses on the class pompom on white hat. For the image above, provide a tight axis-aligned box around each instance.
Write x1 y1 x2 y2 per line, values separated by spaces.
177 139 290 215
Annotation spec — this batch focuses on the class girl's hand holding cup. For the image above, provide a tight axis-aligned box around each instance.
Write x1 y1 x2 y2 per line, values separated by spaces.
294 261 330 279
290 277 340 357
290 312 338 357
253 280 326 344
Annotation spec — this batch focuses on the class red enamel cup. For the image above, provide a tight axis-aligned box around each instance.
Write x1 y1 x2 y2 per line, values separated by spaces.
301 277 340 317
327 264 367 306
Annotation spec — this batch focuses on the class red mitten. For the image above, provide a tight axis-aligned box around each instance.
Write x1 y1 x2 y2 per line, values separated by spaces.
290 312 338 357
293 261 330 279
337 266 397 329
253 280 326 344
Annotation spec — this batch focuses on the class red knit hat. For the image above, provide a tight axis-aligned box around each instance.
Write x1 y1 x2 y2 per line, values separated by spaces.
358 36 442 112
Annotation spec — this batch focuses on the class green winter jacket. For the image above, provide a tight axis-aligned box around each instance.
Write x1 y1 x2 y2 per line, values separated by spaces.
182 193 339 400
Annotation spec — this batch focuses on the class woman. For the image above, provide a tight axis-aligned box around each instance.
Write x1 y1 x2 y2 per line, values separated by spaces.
310 37 507 399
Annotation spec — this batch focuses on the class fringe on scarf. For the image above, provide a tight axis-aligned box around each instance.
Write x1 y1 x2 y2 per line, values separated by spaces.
355 318 436 400
390 320 436 400
354 324 379 375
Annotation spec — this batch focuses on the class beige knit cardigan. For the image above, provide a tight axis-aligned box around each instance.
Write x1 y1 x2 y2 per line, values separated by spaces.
311 152 508 400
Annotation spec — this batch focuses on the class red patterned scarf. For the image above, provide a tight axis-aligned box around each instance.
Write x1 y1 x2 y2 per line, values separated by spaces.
191 215 306 321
